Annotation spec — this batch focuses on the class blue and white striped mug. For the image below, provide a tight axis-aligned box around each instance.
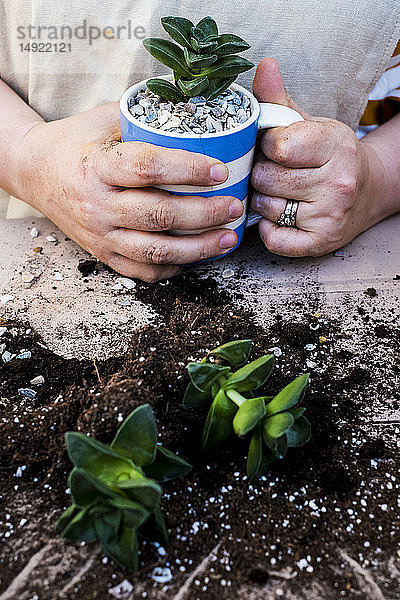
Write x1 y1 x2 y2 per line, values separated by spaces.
120 75 303 259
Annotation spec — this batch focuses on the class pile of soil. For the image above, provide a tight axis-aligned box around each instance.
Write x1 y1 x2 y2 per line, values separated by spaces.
0 272 399 599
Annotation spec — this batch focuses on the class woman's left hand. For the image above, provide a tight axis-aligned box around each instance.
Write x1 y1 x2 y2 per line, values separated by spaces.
251 58 387 257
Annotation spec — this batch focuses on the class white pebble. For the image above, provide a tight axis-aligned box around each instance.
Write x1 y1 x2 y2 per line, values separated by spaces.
21 272 35 283
151 567 173 583
115 277 136 290
30 227 39 238
108 579 134 598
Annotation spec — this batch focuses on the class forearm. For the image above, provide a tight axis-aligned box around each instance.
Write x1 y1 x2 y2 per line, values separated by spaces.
0 78 44 198
361 112 400 223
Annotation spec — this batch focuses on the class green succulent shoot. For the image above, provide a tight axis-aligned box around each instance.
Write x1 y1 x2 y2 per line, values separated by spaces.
142 16 254 103
56 404 191 571
183 340 311 481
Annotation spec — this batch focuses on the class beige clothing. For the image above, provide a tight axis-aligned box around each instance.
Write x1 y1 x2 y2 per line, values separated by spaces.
1 0 399 218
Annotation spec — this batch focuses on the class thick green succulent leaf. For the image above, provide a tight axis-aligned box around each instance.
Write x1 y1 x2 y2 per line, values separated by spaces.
286 416 311 447
191 37 219 54
161 16 194 49
209 340 253 366
65 432 138 482
143 445 192 483
69 467 114 506
182 381 210 409
247 425 277 480
107 496 150 529
95 510 122 545
247 423 263 480
233 397 266 437
111 404 157 467
263 412 295 440
223 354 274 392
113 478 161 510
146 78 187 103
101 526 138 572
178 76 210 97
142 38 191 78
211 382 220 398
87 504 111 518
204 77 237 101
289 406 307 420
274 434 288 460
259 446 276 475
155 504 169 545
195 17 218 41
216 33 251 56
59 506 98 542
202 389 237 450
184 47 218 69
265 374 310 416
139 503 168 545
191 25 207 42
56 503 80 534
188 362 230 392
203 55 254 80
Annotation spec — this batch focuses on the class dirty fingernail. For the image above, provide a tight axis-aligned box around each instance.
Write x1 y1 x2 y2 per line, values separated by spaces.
229 199 244 219
211 163 229 183
219 232 237 249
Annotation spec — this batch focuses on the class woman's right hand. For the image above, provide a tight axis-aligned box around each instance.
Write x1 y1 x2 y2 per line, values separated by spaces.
14 102 243 282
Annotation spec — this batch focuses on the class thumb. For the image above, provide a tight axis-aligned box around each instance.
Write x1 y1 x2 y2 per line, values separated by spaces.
253 58 311 120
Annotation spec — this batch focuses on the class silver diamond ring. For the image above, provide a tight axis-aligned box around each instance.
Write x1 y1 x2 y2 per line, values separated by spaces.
277 200 299 228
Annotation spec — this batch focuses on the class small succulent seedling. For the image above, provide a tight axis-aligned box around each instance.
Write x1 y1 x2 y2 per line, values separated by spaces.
183 340 311 480
57 404 191 571
142 16 254 102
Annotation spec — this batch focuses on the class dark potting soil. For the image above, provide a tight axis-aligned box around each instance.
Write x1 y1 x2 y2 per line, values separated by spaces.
0 272 399 599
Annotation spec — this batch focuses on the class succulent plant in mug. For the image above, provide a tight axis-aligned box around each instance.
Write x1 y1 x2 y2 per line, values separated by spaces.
183 340 311 480
142 16 254 102
57 404 191 571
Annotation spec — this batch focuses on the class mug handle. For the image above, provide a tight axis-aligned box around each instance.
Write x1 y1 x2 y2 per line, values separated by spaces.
246 102 304 227
258 101 304 129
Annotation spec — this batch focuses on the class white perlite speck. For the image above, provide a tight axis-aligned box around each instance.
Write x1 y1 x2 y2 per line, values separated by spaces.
1 294 14 304
30 227 39 238
268 347 282 357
